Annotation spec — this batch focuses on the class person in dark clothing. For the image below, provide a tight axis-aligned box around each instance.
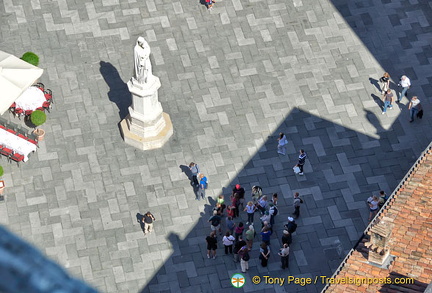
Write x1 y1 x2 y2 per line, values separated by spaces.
281 230 292 246
142 211 156 235
292 192 302 219
259 242 270 267
206 231 217 259
233 236 246 263
295 149 307 175
284 217 297 234
232 184 245 210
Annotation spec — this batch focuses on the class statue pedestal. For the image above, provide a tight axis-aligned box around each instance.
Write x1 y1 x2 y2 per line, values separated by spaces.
120 76 173 150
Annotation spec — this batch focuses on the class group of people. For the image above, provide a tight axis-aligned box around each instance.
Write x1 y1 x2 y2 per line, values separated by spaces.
379 73 423 122
205 183 304 271
367 190 389 222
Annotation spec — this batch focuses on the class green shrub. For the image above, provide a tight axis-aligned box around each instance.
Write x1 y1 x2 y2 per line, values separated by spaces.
21 52 39 66
30 110 46 127
0 166 3 177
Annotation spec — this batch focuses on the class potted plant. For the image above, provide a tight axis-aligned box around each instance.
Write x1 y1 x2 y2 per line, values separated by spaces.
21 52 39 66
30 110 47 141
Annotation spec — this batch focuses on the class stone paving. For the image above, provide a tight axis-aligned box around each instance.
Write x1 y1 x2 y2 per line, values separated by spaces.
0 0 431 292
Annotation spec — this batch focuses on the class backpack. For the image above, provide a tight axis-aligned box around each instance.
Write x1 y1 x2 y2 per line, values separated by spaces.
136 213 143 223
211 216 220 226
270 206 278 216
299 198 304 204
242 250 250 261
202 177 208 189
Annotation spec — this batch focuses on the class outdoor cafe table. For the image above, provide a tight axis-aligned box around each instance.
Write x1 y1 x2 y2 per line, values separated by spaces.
15 86 45 111
0 128 36 162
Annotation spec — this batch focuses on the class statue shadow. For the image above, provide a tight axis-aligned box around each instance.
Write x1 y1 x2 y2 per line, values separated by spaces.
99 61 131 120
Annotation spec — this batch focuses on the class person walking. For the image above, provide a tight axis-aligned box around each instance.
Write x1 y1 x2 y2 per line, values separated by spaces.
259 242 270 267
408 96 422 123
205 0 215 10
244 201 256 225
197 173 208 200
278 243 290 269
208 210 222 234
238 245 250 273
245 225 255 249
382 89 394 114
142 211 156 235
292 192 302 218
222 232 235 254
188 162 200 187
397 75 411 102
277 132 288 155
379 72 390 95
206 231 218 259
294 149 307 175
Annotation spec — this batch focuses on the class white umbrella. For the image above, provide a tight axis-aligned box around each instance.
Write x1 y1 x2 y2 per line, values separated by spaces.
0 50 44 115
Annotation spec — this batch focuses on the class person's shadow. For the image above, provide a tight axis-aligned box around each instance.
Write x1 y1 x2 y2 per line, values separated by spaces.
369 77 381 92
371 93 383 110
99 61 131 120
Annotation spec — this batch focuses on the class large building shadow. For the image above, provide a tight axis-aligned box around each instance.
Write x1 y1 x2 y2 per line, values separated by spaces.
138 106 423 292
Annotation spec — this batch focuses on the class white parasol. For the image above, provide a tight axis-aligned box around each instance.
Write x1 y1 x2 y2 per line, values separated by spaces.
0 50 44 115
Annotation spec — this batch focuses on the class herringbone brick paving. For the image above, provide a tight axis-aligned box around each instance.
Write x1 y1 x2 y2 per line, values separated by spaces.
0 0 431 292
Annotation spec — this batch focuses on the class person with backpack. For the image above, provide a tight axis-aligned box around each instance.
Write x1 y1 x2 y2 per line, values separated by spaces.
238 245 250 273
269 203 278 228
198 173 208 200
378 190 389 209
208 210 221 234
285 217 297 234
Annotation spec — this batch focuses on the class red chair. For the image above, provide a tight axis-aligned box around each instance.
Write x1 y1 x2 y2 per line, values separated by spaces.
17 133 27 140
0 125 5 130
26 137 38 146
36 107 45 112
0 146 13 157
44 89 53 103
24 110 33 119
9 102 16 114
9 153 25 166
42 101 51 113
6 129 16 135
14 108 24 119
35 82 45 91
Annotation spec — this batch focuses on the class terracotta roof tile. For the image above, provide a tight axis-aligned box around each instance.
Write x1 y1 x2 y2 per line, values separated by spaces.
324 144 432 293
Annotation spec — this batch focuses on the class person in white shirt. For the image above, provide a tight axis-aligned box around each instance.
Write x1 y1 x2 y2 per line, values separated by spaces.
408 96 422 122
398 75 411 102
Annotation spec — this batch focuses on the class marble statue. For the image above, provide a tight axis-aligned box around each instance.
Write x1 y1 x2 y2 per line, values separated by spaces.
134 37 153 84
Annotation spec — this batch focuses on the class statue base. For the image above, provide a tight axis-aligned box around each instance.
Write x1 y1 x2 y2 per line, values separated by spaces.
120 112 173 150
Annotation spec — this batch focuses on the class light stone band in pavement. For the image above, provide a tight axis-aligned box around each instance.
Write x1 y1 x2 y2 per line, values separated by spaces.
1 0 431 292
